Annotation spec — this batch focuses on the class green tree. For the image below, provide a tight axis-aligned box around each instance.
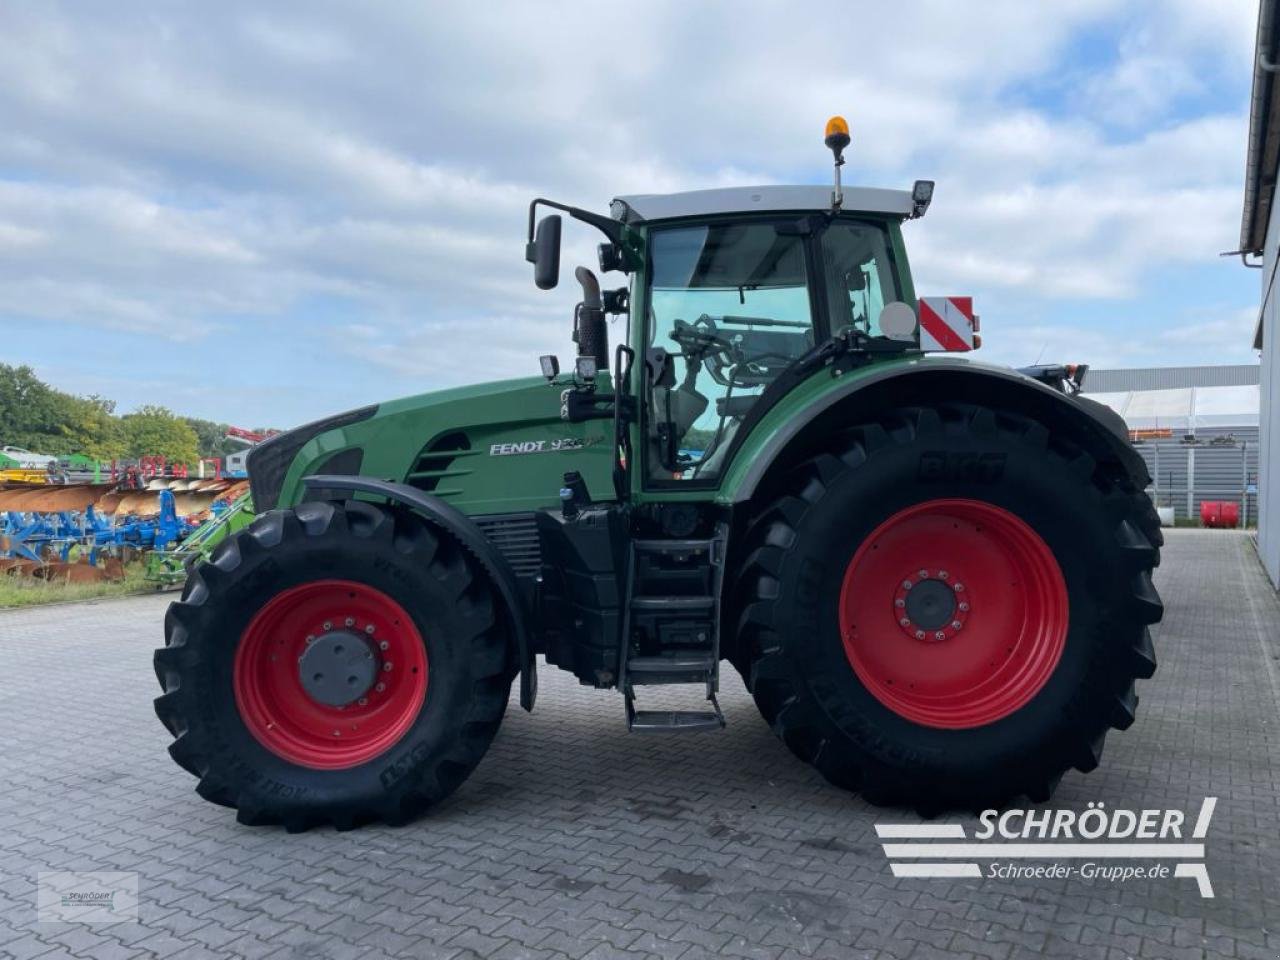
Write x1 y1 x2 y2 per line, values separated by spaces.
184 417 238 460
0 363 66 451
54 395 126 460
0 364 247 467
121 405 200 466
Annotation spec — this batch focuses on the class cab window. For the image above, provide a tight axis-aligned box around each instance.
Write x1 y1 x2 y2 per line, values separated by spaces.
822 220 901 337
646 221 815 482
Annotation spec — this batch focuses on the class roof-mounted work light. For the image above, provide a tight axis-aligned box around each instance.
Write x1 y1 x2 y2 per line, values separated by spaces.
911 179 934 218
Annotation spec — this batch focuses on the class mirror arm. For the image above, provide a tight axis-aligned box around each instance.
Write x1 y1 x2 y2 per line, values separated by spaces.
526 198 627 251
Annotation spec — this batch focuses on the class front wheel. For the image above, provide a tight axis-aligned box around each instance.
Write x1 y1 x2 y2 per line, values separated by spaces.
733 403 1162 810
153 500 511 830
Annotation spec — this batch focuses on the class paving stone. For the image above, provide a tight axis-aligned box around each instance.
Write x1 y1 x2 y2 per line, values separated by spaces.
0 531 1274 959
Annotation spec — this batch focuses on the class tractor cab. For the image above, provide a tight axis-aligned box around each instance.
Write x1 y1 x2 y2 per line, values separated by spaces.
621 190 913 482
525 118 941 493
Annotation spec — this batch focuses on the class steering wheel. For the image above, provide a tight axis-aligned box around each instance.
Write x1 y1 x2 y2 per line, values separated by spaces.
670 316 730 354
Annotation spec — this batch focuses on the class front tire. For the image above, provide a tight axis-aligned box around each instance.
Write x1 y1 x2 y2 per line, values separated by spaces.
153 500 511 830
733 403 1161 810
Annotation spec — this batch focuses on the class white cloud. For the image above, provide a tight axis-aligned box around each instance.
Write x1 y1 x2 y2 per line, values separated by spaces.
0 0 1261 423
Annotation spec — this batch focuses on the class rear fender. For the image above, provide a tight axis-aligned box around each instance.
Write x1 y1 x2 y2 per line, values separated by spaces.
726 358 1149 505
302 475 536 711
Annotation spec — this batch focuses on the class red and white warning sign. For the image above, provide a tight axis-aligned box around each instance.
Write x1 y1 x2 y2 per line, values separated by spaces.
918 297 976 352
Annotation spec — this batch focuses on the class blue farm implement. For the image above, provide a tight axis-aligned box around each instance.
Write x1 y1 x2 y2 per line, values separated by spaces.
0 478 248 582
0 491 189 567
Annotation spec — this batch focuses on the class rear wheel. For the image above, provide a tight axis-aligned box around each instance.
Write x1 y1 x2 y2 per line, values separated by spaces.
733 403 1161 810
154 500 511 830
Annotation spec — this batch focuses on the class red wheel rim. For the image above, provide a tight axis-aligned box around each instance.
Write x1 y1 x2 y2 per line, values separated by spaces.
233 580 428 769
838 499 1067 729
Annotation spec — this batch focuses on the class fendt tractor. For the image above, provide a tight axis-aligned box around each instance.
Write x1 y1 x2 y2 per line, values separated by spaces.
155 119 1163 830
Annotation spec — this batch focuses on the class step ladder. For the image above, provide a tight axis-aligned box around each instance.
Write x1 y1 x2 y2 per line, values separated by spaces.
620 531 727 733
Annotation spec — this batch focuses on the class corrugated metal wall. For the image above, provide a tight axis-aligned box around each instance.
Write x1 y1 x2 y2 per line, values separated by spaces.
1132 427 1259 523
1259 179 1280 584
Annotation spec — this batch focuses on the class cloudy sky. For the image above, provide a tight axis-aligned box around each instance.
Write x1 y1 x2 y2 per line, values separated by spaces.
0 1 1263 427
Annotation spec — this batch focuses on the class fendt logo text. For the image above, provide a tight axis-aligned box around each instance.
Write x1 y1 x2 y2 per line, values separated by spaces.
875 797 1218 898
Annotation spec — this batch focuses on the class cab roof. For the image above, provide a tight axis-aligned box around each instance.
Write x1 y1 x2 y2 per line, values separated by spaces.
610 184 915 224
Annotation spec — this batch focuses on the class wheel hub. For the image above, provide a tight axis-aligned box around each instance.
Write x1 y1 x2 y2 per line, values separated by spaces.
298 631 379 706
894 569 969 641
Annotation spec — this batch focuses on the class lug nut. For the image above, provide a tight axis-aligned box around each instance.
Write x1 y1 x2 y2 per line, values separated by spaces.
379 640 389 651
323 621 333 631
357 697 368 706
899 617 911 627
959 602 970 612
918 569 928 578
953 583 965 593
345 617 355 628
365 624 376 635
894 598 905 608
914 630 925 640
934 631 945 641
305 634 316 645
383 661 393 671
902 580 913 590
939 570 949 580
375 682 386 692
951 620 962 629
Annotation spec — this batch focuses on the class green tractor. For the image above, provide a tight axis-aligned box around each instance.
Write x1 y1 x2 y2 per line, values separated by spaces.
155 119 1162 830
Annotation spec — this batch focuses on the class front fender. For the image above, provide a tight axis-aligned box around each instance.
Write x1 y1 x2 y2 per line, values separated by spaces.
720 357 1148 505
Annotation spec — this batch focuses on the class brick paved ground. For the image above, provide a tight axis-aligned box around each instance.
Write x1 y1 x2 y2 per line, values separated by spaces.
0 529 1276 959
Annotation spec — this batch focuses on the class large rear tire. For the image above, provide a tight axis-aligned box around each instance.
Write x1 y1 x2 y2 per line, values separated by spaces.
732 403 1161 811
154 500 511 830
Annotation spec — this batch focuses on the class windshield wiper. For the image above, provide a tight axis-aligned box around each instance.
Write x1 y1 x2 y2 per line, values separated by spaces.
711 314 810 329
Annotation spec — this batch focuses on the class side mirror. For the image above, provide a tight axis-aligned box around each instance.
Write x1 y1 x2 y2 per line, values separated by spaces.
531 215 562 290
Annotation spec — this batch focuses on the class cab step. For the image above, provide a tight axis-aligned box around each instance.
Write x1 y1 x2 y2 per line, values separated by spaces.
618 525 729 734
626 691 725 733
632 539 716 555
630 596 714 612
626 654 716 685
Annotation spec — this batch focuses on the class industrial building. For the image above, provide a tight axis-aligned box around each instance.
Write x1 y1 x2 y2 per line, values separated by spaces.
1083 365 1259 525
1241 0 1280 587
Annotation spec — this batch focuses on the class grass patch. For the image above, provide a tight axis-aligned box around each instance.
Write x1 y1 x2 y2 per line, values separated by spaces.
0 564 157 609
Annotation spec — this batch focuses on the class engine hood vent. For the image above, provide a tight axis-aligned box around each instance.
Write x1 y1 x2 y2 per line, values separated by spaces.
406 431 474 495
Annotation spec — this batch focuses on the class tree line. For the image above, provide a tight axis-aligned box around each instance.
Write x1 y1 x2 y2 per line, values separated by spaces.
0 363 272 467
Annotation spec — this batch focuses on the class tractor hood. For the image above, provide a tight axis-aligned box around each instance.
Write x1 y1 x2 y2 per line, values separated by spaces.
249 375 616 517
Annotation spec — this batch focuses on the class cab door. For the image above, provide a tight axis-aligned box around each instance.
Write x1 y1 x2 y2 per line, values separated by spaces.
637 217 821 489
